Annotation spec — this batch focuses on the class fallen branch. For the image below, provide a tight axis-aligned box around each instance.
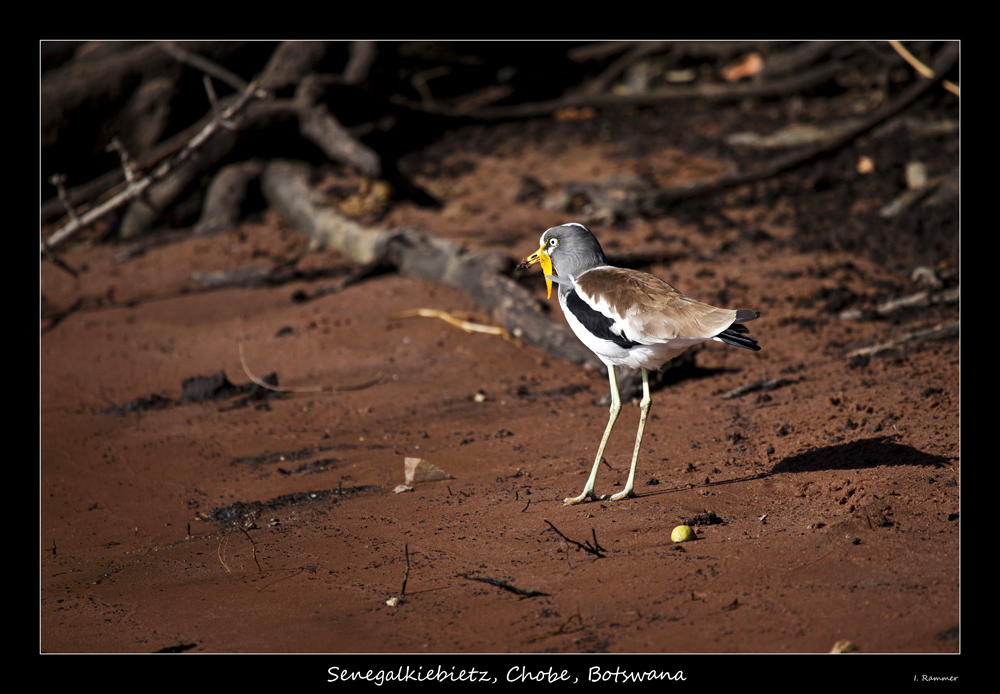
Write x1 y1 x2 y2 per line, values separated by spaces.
260 159 597 368
41 78 266 255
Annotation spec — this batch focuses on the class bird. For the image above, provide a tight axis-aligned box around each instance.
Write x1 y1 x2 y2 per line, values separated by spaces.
517 223 760 505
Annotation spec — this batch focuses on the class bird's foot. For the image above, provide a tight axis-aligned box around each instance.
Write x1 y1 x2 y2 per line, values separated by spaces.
563 491 596 506
608 488 635 502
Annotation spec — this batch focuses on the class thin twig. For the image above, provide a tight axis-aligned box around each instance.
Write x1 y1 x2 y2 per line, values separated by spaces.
888 40 935 78
889 40 959 96
160 41 249 92
400 544 410 596
238 330 384 393
47 173 79 224
218 532 232 574
238 331 320 393
386 308 521 345
543 520 606 558
238 526 263 573
106 137 138 183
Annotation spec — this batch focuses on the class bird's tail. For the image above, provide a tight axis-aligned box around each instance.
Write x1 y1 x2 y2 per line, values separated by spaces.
717 310 761 351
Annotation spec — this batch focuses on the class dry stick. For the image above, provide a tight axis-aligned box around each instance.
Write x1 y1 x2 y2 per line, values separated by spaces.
889 40 960 96
385 308 521 345
543 520 606 558
218 532 233 574
44 174 82 277
160 41 249 92
48 174 79 224
400 544 410 597
238 526 263 573
106 137 138 183
238 332 319 393
40 78 265 256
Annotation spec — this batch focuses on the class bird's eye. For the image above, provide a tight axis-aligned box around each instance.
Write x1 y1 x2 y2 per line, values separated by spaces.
548 238 559 248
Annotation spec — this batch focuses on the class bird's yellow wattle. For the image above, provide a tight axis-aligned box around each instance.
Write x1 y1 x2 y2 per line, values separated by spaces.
518 245 555 299
539 251 553 299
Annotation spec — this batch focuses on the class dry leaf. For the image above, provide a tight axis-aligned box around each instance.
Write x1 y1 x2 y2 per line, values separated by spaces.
404 457 454 485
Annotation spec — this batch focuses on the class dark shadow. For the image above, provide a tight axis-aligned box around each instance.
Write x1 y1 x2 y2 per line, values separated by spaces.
771 436 954 473
607 437 953 503
610 348 751 403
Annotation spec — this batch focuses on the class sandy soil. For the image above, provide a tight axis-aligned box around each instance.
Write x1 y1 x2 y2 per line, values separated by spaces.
41 103 959 666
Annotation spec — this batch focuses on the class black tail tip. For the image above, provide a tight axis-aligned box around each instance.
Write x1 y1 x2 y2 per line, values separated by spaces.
736 309 760 322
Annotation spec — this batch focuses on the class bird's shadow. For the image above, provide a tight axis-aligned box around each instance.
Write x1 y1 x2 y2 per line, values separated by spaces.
637 436 954 499
605 350 738 404
769 436 954 474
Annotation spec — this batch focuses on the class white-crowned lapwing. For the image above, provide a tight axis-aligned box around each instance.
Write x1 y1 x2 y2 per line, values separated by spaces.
518 223 760 505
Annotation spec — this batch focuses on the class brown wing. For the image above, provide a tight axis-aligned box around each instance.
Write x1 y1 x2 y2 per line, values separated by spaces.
576 267 739 342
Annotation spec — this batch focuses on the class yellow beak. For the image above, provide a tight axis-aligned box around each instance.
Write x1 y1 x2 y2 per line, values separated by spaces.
519 245 554 299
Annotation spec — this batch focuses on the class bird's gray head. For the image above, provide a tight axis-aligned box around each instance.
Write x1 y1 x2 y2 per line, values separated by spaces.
517 223 609 299
538 223 608 278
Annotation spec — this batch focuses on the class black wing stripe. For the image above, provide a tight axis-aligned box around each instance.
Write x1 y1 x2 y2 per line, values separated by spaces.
565 290 639 349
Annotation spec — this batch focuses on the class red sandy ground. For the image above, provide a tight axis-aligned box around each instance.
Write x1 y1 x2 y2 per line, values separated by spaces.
41 130 959 661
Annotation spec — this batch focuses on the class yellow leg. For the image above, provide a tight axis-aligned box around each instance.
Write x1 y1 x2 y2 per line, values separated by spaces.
563 366 621 505
609 368 650 501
